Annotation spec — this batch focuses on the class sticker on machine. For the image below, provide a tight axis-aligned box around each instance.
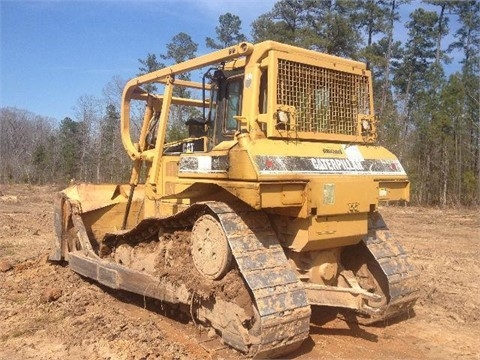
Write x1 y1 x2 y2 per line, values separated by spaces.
342 145 364 162
179 155 229 173
197 156 212 171
254 155 406 176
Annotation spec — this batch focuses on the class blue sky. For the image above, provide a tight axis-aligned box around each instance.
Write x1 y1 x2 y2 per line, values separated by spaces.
0 0 277 120
1 0 462 122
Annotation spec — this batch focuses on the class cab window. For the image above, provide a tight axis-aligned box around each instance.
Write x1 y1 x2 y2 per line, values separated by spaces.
224 78 242 134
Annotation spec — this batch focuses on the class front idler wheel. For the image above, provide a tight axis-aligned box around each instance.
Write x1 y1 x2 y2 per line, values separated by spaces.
191 214 232 280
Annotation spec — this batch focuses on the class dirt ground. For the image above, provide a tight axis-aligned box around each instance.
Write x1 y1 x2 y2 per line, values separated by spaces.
0 184 479 360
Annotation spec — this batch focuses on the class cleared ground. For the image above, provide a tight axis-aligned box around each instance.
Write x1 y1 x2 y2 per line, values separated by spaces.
0 185 479 359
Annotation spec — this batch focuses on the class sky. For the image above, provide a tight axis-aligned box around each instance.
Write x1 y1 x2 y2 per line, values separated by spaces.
0 0 277 120
0 0 463 122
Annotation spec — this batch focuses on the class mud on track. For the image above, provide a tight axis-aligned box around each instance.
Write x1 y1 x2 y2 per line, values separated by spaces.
1 185 479 359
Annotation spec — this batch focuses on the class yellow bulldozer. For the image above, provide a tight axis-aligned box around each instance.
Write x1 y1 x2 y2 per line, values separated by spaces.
50 41 418 358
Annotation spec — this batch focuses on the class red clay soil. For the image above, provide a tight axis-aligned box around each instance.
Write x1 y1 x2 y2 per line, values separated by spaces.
0 184 478 359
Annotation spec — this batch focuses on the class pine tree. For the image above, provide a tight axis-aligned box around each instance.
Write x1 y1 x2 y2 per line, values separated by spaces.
160 33 199 142
251 0 361 58
138 54 164 93
393 8 439 144
448 1 480 204
251 0 313 46
378 0 410 118
58 117 82 182
307 0 362 58
98 104 121 182
206 13 246 49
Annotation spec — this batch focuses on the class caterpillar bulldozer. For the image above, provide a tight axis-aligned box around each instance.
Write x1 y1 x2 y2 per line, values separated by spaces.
50 41 418 358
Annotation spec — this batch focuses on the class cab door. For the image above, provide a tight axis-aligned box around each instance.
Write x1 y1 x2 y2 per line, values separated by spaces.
211 73 244 146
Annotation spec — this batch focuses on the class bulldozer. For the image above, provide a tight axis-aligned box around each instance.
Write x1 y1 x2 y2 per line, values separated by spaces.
50 41 418 358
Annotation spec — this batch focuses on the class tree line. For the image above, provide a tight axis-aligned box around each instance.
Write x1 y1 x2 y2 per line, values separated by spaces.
0 0 478 206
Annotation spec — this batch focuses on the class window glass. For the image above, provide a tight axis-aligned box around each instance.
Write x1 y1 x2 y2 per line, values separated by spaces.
208 86 218 134
259 70 268 114
225 80 242 133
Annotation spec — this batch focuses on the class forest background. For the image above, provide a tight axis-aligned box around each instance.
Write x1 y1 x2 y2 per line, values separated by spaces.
0 0 478 206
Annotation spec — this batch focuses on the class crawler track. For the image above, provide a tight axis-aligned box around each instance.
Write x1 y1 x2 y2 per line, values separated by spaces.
204 202 311 357
360 230 418 323
78 201 311 358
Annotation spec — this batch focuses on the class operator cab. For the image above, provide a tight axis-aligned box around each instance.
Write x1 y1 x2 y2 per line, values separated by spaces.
162 68 244 154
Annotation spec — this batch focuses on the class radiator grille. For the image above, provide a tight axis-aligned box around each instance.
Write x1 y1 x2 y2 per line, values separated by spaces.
277 59 370 135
